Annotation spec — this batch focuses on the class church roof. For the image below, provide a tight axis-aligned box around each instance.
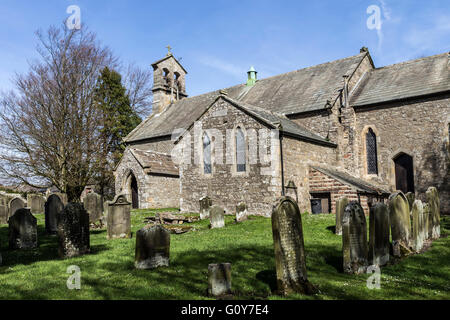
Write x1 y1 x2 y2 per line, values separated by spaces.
130 149 179 176
125 52 367 143
350 52 450 107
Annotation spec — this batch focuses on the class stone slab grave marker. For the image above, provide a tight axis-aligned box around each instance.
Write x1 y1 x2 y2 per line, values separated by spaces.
405 192 415 212
411 200 425 252
83 192 103 223
210 205 225 229
57 203 90 258
208 263 232 297
388 192 411 257
235 202 248 222
423 203 430 240
9 197 26 219
199 196 212 220
342 201 368 274
8 208 38 249
426 187 440 239
368 202 390 267
135 224 170 269
271 196 316 295
335 197 349 235
106 194 131 239
0 203 8 224
27 194 46 214
45 194 65 234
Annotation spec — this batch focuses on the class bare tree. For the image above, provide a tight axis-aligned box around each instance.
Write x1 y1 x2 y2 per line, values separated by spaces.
123 63 153 118
0 24 117 201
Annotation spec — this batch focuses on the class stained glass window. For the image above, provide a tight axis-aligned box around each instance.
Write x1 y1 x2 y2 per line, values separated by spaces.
236 127 246 172
366 128 378 174
203 132 211 174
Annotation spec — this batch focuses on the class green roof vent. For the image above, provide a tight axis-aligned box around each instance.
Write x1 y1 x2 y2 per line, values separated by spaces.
247 66 257 86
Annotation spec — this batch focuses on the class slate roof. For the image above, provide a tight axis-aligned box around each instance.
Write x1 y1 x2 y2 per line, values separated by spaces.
351 52 450 107
125 52 367 143
130 149 179 176
311 166 390 195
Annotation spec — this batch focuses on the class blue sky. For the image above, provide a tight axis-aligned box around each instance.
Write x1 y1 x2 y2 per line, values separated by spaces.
0 0 449 96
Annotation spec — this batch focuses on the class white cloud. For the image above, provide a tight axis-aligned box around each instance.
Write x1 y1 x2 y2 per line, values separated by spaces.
197 55 245 79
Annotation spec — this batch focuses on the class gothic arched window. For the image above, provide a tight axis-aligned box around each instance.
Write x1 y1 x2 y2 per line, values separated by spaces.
236 127 246 172
366 128 378 174
203 132 212 174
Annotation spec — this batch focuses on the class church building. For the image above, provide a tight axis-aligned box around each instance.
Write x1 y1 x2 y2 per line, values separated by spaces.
114 47 450 216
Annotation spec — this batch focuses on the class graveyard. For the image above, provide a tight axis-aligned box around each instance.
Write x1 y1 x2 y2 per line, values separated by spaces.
0 206 449 300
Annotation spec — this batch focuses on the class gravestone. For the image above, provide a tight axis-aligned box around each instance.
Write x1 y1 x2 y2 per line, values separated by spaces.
9 197 26 219
423 203 430 240
411 200 425 252
57 203 90 258
210 205 225 229
271 197 316 295
335 197 349 235
199 196 212 220
45 194 65 234
135 224 170 269
426 187 440 239
8 208 38 249
342 201 368 274
106 194 131 239
235 202 248 222
388 192 411 256
208 263 232 297
368 203 390 267
0 204 8 224
27 194 46 214
405 192 415 212
83 192 103 223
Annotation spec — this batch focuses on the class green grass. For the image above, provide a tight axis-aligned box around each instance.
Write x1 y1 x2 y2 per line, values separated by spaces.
0 209 449 300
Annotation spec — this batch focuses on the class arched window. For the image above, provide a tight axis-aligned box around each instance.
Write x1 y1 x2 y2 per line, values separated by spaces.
203 132 212 174
236 127 246 172
366 128 378 174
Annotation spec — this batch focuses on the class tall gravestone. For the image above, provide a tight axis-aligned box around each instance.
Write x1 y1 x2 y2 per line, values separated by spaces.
423 203 430 240
426 187 440 239
235 202 248 222
83 192 103 223
57 203 90 258
405 192 415 211
9 197 26 219
106 194 131 239
0 203 8 224
135 224 170 269
335 197 349 235
388 192 411 256
368 202 390 267
411 200 425 252
199 196 212 220
342 201 368 274
210 205 225 229
27 194 46 214
45 194 65 234
8 208 38 249
271 197 316 295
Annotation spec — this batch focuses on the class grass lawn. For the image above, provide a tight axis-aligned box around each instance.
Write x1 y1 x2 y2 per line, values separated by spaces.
0 209 449 300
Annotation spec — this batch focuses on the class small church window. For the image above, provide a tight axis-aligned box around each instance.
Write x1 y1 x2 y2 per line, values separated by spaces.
203 132 212 174
366 128 378 174
236 127 246 172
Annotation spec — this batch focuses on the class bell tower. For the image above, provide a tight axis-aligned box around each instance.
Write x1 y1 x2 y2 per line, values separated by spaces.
151 46 188 114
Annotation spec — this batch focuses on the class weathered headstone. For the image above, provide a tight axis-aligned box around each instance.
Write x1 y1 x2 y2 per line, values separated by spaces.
368 203 390 267
0 204 8 224
405 192 415 212
426 187 440 239
57 203 90 258
83 192 103 223
8 208 38 249
208 263 232 297
388 192 411 256
271 197 316 295
335 197 349 235
342 201 368 274
411 200 425 252
199 196 212 220
210 205 225 229
135 224 170 269
423 203 430 240
27 194 46 214
45 194 65 234
9 197 26 219
235 202 248 222
106 194 131 239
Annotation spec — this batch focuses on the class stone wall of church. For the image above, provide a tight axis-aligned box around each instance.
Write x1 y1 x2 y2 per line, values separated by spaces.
114 148 180 209
354 94 450 214
179 98 282 216
282 136 338 213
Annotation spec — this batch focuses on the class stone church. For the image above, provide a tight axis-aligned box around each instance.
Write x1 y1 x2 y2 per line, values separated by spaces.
114 47 450 216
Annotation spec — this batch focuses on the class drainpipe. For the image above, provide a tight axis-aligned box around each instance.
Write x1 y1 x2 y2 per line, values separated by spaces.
275 122 285 196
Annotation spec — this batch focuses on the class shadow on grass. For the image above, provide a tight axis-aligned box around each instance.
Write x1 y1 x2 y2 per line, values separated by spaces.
326 225 336 234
